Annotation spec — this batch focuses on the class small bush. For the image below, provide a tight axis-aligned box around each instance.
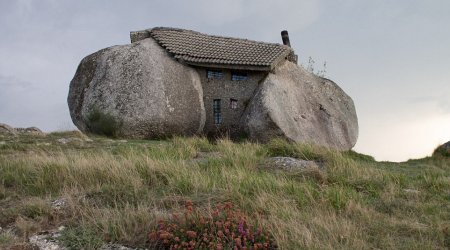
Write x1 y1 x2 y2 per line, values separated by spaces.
265 138 323 161
21 198 51 219
87 108 121 137
148 201 277 249
60 226 104 250
433 144 450 157
0 229 17 247
344 150 376 162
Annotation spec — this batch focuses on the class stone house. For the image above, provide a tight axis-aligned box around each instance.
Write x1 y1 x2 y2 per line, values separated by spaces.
130 27 298 138
68 27 357 150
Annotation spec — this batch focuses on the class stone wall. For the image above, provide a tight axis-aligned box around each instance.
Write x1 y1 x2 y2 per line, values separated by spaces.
130 30 150 43
197 68 266 138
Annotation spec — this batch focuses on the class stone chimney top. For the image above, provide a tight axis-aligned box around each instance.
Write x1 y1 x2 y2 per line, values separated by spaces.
281 30 291 47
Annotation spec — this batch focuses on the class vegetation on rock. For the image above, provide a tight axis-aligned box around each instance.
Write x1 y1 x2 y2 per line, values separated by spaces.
87 108 121 137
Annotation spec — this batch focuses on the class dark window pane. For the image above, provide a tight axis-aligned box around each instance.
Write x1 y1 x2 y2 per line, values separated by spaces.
207 70 223 79
213 99 222 124
231 72 248 81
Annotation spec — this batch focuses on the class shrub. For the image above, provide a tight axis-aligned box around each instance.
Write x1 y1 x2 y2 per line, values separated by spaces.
433 144 450 157
60 226 104 250
344 150 376 162
265 138 323 161
87 108 121 137
148 201 277 249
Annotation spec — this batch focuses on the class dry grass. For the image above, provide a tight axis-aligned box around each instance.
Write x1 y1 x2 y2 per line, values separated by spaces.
0 132 449 249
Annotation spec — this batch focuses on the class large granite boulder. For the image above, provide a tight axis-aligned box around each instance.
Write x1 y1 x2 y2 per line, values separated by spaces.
68 38 205 138
241 62 358 150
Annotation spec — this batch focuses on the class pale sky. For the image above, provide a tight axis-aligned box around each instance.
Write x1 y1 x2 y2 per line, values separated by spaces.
1 0 449 162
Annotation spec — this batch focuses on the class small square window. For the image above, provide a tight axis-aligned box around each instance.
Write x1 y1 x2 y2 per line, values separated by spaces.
207 70 223 79
231 72 248 81
230 99 238 110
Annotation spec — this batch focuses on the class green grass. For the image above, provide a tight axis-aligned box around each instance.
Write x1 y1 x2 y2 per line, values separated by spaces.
59 226 104 250
0 132 449 249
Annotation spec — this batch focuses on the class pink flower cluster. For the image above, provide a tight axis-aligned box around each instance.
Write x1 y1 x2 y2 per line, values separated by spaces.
148 201 277 249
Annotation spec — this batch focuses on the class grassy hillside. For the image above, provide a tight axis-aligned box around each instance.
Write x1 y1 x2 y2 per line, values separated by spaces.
0 132 449 249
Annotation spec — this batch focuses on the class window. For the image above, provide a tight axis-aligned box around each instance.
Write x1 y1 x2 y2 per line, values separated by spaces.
231 72 248 81
230 99 238 110
213 99 222 124
207 70 223 79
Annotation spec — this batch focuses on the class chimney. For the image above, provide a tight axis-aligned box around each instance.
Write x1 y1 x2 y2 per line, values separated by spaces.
281 30 298 64
281 30 291 47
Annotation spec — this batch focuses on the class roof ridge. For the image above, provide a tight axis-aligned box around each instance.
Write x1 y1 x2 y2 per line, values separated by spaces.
148 26 293 71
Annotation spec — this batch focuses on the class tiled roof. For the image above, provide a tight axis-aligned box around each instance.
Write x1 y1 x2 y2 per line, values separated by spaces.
149 27 293 71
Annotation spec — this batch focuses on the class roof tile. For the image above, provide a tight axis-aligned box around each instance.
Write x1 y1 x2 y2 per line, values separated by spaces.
149 27 292 70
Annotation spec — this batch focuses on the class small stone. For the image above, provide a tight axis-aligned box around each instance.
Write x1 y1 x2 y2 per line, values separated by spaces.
266 157 321 171
51 199 67 210
57 137 83 144
0 141 5 145
57 138 68 144
101 244 137 250
403 189 420 194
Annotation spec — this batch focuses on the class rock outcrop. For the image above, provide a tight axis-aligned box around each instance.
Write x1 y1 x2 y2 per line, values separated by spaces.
68 38 205 139
0 123 16 136
15 127 46 136
241 62 358 150
0 123 46 136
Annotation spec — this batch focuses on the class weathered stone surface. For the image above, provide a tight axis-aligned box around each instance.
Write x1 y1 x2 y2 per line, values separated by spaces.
29 226 66 250
68 38 205 139
0 123 16 135
241 61 358 150
266 157 321 171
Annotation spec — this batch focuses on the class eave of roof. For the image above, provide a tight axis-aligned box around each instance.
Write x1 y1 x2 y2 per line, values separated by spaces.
148 27 293 71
